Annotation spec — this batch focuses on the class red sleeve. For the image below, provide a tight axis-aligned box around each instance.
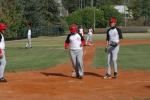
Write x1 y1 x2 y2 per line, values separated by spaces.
0 49 2 56
81 40 85 46
64 43 69 49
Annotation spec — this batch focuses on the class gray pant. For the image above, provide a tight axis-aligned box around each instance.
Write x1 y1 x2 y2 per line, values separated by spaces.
70 49 84 76
86 34 92 44
0 49 6 78
26 35 32 48
106 45 119 74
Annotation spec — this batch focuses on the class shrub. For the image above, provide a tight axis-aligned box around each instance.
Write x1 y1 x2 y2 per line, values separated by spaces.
65 6 122 28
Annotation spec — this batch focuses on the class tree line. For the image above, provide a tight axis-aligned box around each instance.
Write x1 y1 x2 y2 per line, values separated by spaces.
63 0 150 26
0 0 64 40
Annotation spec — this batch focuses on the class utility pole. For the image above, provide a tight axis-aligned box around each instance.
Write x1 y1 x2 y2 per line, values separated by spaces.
79 0 82 9
91 0 93 7
79 0 80 9
124 0 127 27
81 0 83 9
91 0 95 30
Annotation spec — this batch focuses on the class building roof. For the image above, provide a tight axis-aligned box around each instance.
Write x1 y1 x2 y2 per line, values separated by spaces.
114 5 129 14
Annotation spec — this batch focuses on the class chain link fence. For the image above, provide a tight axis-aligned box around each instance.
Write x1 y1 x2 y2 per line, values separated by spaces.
5 24 65 40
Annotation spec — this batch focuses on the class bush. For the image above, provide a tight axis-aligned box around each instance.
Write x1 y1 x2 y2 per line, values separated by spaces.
101 6 123 27
65 6 122 28
65 7 104 28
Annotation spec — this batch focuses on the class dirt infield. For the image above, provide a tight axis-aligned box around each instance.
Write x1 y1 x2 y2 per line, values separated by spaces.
1 40 150 100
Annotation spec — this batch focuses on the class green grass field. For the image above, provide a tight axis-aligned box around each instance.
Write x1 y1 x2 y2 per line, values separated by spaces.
5 36 69 72
93 33 150 71
93 44 150 70
5 33 150 72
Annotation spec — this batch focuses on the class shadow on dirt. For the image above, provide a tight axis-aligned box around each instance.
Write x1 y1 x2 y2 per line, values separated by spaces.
41 72 70 77
84 72 103 77
144 86 150 89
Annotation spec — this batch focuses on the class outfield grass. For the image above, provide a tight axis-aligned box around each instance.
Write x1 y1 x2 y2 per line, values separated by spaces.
93 44 150 70
5 36 69 72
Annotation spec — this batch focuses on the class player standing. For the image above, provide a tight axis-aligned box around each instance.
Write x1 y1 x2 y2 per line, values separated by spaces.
104 18 123 79
64 24 85 79
78 25 84 37
25 24 32 48
86 26 94 45
0 23 7 82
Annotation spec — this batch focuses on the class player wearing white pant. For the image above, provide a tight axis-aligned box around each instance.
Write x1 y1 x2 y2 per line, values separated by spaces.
25 25 32 48
64 24 85 79
104 18 123 79
0 23 7 82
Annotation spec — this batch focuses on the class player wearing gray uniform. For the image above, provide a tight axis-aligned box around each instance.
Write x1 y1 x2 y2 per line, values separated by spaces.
104 18 123 79
64 24 85 79
0 23 7 82
86 26 93 45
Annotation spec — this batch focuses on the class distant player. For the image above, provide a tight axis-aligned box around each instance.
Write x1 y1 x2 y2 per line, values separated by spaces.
64 24 85 79
0 23 7 82
86 26 94 45
103 18 123 79
78 25 84 37
25 24 32 48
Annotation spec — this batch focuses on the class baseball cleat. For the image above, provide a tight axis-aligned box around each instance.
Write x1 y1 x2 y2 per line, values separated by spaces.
77 75 83 79
103 74 111 79
114 72 118 78
71 71 76 77
0 77 7 82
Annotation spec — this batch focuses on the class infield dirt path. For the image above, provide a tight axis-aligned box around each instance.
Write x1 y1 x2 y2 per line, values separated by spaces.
0 40 150 100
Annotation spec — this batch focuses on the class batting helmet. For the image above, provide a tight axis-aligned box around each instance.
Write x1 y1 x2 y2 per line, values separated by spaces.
69 24 78 33
0 23 7 32
109 18 117 24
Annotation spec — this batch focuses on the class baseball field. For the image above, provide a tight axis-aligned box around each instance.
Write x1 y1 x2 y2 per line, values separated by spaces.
0 33 150 100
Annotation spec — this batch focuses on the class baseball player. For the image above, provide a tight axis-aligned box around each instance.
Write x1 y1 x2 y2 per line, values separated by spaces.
104 18 123 79
78 25 84 37
25 25 32 48
86 26 94 45
64 24 85 79
0 23 7 82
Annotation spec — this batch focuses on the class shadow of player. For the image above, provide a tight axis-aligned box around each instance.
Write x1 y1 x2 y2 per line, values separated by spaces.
41 72 70 78
84 72 103 77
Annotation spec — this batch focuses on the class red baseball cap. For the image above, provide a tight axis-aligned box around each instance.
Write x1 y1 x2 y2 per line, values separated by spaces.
0 23 7 32
109 18 117 24
69 24 78 33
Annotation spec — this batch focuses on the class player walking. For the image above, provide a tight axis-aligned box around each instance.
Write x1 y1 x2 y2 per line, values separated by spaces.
104 18 123 79
86 26 94 45
64 24 85 79
0 23 7 82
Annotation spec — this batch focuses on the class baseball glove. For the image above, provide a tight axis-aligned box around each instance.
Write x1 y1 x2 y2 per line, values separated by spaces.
110 41 118 47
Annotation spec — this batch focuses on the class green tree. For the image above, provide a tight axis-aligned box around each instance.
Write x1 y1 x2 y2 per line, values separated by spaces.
23 0 59 26
0 0 26 39
101 6 122 27
0 0 63 39
128 0 150 25
62 0 80 13
65 7 122 28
